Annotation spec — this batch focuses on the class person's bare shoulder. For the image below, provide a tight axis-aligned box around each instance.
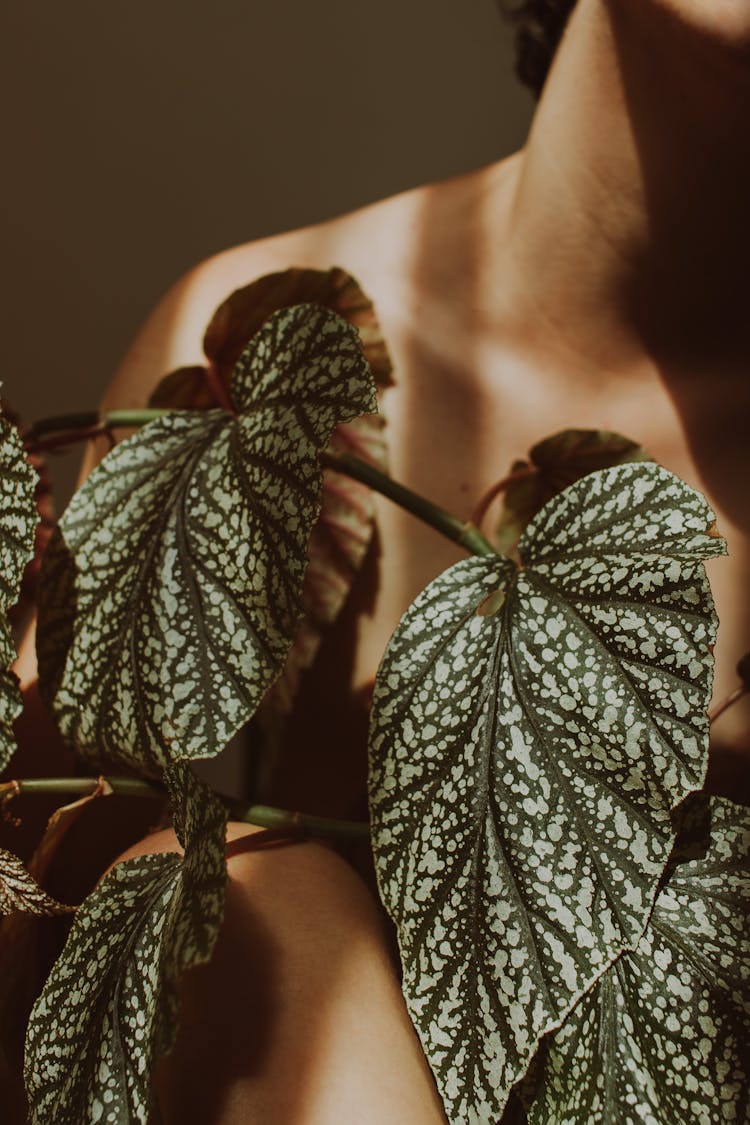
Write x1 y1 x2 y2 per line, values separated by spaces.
99 183 426 416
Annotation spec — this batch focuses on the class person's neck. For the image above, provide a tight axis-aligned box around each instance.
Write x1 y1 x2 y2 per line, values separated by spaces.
489 0 750 379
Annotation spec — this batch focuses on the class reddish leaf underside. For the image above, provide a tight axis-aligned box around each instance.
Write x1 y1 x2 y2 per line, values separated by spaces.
490 428 649 555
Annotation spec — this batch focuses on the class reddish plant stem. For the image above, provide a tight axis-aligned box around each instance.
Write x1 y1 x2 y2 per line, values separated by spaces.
709 684 748 724
204 362 235 414
470 466 536 530
25 423 111 456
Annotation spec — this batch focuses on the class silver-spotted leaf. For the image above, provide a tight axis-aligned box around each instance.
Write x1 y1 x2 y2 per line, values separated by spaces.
36 304 377 774
148 268 393 736
24 762 227 1124
527 795 750 1125
0 411 38 770
0 848 73 916
368 462 725 1123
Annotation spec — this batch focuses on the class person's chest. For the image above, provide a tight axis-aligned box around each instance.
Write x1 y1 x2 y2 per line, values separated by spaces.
228 241 750 810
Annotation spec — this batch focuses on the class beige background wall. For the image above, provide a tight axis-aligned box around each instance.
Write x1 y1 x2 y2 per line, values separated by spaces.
3 0 532 498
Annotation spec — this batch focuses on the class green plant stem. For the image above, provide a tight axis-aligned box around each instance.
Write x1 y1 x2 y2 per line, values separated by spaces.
321 450 497 558
1 778 370 840
230 803 370 840
105 409 173 429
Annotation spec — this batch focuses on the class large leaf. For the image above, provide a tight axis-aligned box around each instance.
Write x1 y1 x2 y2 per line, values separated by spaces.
149 267 393 730
37 304 377 775
0 848 73 916
0 409 38 771
527 795 750 1124
24 762 227 1124
490 429 649 555
368 462 725 1123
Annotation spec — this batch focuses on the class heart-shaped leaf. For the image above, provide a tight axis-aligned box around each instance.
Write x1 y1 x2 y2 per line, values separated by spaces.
526 795 750 1124
149 267 393 735
0 409 39 771
490 429 649 555
37 304 377 775
0 848 73 916
24 762 227 1125
368 462 724 1123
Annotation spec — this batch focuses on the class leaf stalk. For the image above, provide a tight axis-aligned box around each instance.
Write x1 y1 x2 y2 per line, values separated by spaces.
0 778 369 840
708 684 748 724
322 450 497 557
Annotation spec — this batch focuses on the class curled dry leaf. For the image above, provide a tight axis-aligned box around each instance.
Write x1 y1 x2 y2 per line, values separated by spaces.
149 267 393 731
369 462 724 1123
0 848 73 916
37 305 377 775
526 795 750 1125
26 778 115 885
0 781 114 1080
24 762 228 1125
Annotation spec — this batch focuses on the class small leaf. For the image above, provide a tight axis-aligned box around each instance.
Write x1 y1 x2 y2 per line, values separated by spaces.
492 429 649 554
527 795 750 1124
0 410 39 771
0 848 73 916
37 304 377 774
24 762 227 1125
26 779 114 886
369 462 724 1122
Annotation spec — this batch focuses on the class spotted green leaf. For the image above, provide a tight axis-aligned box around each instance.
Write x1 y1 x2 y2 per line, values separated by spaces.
24 762 227 1124
0 848 73 916
148 268 394 744
37 304 377 775
527 795 750 1125
368 462 725 1123
0 410 38 770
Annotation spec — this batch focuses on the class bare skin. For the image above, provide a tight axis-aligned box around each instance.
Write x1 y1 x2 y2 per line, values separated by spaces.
49 0 750 1119
93 0 750 779
114 825 447 1124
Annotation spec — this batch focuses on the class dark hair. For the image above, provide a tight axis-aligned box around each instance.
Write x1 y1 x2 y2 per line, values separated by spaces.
502 0 578 98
